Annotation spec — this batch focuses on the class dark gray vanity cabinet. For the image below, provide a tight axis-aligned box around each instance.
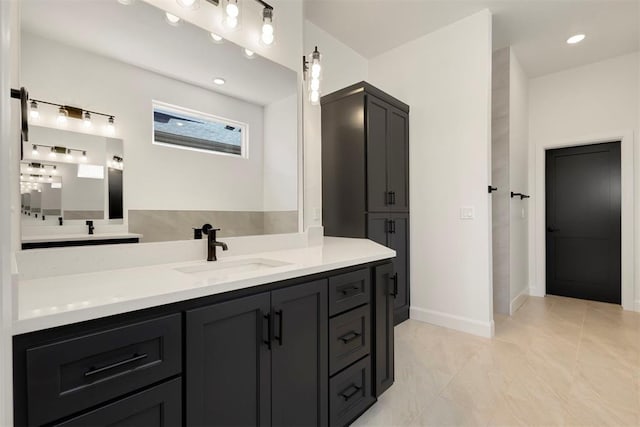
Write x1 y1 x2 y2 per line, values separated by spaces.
322 82 411 325
13 261 393 427
185 293 272 426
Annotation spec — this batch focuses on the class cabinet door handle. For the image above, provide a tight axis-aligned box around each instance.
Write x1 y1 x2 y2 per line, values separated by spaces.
339 384 362 401
390 273 398 297
275 310 283 346
338 331 361 344
339 285 360 296
385 191 392 206
390 191 396 205
389 220 396 234
263 312 272 350
84 353 148 378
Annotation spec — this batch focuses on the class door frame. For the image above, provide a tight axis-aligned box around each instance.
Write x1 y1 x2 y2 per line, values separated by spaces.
531 130 634 310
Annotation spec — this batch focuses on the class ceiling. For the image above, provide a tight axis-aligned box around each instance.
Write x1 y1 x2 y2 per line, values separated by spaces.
304 0 639 77
21 0 297 106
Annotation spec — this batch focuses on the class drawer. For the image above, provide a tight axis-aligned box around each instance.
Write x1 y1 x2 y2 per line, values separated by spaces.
329 268 370 316
54 378 182 427
329 356 375 427
26 314 182 426
330 304 370 375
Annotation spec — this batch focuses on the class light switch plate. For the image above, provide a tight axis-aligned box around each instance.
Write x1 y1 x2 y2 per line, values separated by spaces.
460 206 475 220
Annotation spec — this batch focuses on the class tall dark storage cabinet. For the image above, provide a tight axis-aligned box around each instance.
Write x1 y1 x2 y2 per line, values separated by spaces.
321 82 410 326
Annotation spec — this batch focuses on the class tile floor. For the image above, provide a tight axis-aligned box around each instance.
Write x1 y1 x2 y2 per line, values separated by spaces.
354 295 640 426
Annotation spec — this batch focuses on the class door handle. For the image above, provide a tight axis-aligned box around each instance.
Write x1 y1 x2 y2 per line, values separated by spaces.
390 273 398 297
85 353 148 378
263 312 272 350
274 310 283 346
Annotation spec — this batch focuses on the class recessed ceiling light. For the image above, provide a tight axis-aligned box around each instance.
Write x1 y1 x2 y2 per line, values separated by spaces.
210 32 223 43
244 48 255 59
165 12 181 26
566 34 586 45
213 77 226 85
176 121 184 126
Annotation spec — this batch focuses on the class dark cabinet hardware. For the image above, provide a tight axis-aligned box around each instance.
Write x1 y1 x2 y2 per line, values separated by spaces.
275 310 283 346
263 313 272 350
511 192 530 200
488 186 498 193
86 220 95 235
85 353 148 378
58 217 63 226
387 191 396 205
340 285 360 296
390 273 398 297
386 219 396 234
193 228 203 240
339 384 361 401
338 331 361 344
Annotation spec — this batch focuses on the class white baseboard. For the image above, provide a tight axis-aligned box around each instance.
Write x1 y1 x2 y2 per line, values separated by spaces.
528 285 544 297
509 287 529 315
410 306 495 338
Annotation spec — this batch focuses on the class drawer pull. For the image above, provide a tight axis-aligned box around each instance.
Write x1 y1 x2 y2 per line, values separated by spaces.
390 273 398 297
339 285 360 296
339 384 361 401
275 310 283 346
84 353 148 378
338 331 361 344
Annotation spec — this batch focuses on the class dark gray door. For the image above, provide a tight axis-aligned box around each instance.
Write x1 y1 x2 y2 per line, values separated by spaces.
186 293 271 426
388 213 409 318
108 168 123 220
271 281 328 427
373 263 394 397
366 96 390 212
387 107 409 212
367 214 389 247
546 142 621 304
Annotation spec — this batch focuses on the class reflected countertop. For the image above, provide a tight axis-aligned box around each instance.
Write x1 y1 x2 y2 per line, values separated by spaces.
14 237 395 335
22 233 143 243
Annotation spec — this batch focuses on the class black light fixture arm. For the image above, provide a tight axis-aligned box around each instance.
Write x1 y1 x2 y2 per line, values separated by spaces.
254 0 273 10
511 191 530 200
28 98 115 119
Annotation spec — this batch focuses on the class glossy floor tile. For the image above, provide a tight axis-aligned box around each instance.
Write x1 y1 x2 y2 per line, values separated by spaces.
353 296 640 426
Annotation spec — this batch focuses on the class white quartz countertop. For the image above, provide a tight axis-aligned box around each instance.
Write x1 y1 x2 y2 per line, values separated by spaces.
14 237 395 335
22 233 143 243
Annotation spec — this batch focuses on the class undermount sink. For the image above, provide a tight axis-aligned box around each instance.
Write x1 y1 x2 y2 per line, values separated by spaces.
175 258 291 279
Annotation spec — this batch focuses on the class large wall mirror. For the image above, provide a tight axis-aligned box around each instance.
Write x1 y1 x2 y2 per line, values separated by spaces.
20 0 300 245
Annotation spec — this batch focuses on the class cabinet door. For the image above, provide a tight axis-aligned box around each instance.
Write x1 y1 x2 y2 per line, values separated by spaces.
386 107 409 212
373 263 395 397
388 213 410 323
367 213 389 247
186 293 271 427
54 379 181 427
271 280 328 427
366 96 390 212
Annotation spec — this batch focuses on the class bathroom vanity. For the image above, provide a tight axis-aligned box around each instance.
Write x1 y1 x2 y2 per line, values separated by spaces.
12 237 396 426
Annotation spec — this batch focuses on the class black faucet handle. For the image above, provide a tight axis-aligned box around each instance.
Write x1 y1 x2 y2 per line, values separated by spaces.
201 224 221 235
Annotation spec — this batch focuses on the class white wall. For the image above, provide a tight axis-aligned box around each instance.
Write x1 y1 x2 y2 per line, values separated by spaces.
508 49 529 311
303 19 368 228
263 93 297 211
22 32 270 213
369 10 495 337
529 52 639 309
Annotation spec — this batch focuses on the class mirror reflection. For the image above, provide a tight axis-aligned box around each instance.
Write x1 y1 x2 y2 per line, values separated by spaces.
20 0 299 245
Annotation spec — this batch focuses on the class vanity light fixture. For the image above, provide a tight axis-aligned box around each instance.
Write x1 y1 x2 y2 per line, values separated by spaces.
83 111 92 127
49 147 57 158
210 32 224 43
165 12 182 26
213 77 226 85
48 176 53 182
66 149 73 161
29 100 39 119
31 145 38 156
106 116 116 134
81 151 88 162
224 0 239 28
261 7 274 45
303 46 322 105
177 0 199 9
243 48 255 59
57 106 69 125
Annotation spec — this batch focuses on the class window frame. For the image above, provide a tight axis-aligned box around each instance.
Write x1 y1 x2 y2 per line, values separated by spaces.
151 100 249 159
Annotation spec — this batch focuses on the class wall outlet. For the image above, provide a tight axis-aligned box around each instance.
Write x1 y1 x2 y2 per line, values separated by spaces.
460 206 475 220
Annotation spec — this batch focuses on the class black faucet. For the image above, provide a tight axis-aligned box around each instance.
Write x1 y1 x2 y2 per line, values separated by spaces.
86 220 95 235
202 224 228 262
58 217 63 226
